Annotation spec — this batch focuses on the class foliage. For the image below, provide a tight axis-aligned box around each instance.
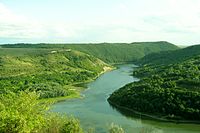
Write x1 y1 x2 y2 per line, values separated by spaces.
109 123 125 133
108 56 200 121
0 91 48 133
0 91 84 133
41 113 83 133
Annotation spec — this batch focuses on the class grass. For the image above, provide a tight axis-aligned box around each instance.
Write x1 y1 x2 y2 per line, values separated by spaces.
39 93 81 103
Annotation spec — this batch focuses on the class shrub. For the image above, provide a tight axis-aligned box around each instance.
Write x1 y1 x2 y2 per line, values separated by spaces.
0 91 83 133
109 123 125 133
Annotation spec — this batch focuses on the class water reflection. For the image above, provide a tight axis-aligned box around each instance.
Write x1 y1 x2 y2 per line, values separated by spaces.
109 102 200 133
53 64 200 133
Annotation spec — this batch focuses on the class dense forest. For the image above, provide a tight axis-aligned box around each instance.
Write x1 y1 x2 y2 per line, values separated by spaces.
0 48 109 99
137 44 200 65
108 45 200 121
1 41 179 63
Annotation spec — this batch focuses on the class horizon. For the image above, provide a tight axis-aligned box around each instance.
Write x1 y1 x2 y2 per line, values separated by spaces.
0 41 199 47
0 0 200 45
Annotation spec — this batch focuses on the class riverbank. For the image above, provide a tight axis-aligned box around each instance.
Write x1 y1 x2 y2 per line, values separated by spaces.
108 99 200 124
39 93 80 103
52 64 200 133
71 65 115 86
40 65 114 103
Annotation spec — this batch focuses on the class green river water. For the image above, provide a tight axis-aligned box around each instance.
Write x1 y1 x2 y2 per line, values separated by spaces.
52 64 200 133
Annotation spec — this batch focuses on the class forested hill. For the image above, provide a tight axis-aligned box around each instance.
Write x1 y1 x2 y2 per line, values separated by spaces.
0 48 110 99
108 43 200 122
108 55 200 121
137 44 200 65
1 41 179 63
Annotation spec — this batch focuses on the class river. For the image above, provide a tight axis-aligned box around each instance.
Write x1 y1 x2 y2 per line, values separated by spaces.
52 64 200 133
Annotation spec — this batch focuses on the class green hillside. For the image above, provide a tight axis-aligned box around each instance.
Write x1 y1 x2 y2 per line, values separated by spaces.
2 41 179 63
0 41 179 99
137 44 200 65
0 48 109 99
108 55 200 121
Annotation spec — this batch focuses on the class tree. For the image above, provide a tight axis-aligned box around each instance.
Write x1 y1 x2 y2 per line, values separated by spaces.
0 91 48 133
0 91 83 133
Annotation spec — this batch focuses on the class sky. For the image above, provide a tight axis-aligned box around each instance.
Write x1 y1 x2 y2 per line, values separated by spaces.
0 0 200 45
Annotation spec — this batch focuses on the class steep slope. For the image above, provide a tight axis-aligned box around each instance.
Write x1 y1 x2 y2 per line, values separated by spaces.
0 48 110 99
2 41 179 63
137 44 200 65
108 55 200 121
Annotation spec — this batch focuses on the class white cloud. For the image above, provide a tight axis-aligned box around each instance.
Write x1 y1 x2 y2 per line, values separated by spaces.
0 3 79 42
0 3 47 39
0 0 200 45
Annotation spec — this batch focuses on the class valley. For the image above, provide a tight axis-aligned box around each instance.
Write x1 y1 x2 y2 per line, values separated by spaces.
1 1 200 132
1 42 200 133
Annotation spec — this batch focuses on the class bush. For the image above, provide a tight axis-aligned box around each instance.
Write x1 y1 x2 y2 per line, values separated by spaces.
0 91 48 133
41 113 83 133
109 123 125 133
0 91 83 133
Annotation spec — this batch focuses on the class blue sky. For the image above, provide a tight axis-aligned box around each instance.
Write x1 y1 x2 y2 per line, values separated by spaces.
0 0 200 45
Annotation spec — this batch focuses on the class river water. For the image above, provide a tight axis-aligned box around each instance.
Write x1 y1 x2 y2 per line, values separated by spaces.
52 64 200 133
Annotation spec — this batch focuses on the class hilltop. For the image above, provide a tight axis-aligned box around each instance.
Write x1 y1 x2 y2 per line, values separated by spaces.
137 44 200 65
2 41 179 63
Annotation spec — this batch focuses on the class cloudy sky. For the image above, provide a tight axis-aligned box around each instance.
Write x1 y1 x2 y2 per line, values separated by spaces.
0 0 200 45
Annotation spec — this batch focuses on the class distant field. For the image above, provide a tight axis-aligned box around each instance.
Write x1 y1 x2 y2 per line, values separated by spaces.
0 48 52 56
1 41 179 63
